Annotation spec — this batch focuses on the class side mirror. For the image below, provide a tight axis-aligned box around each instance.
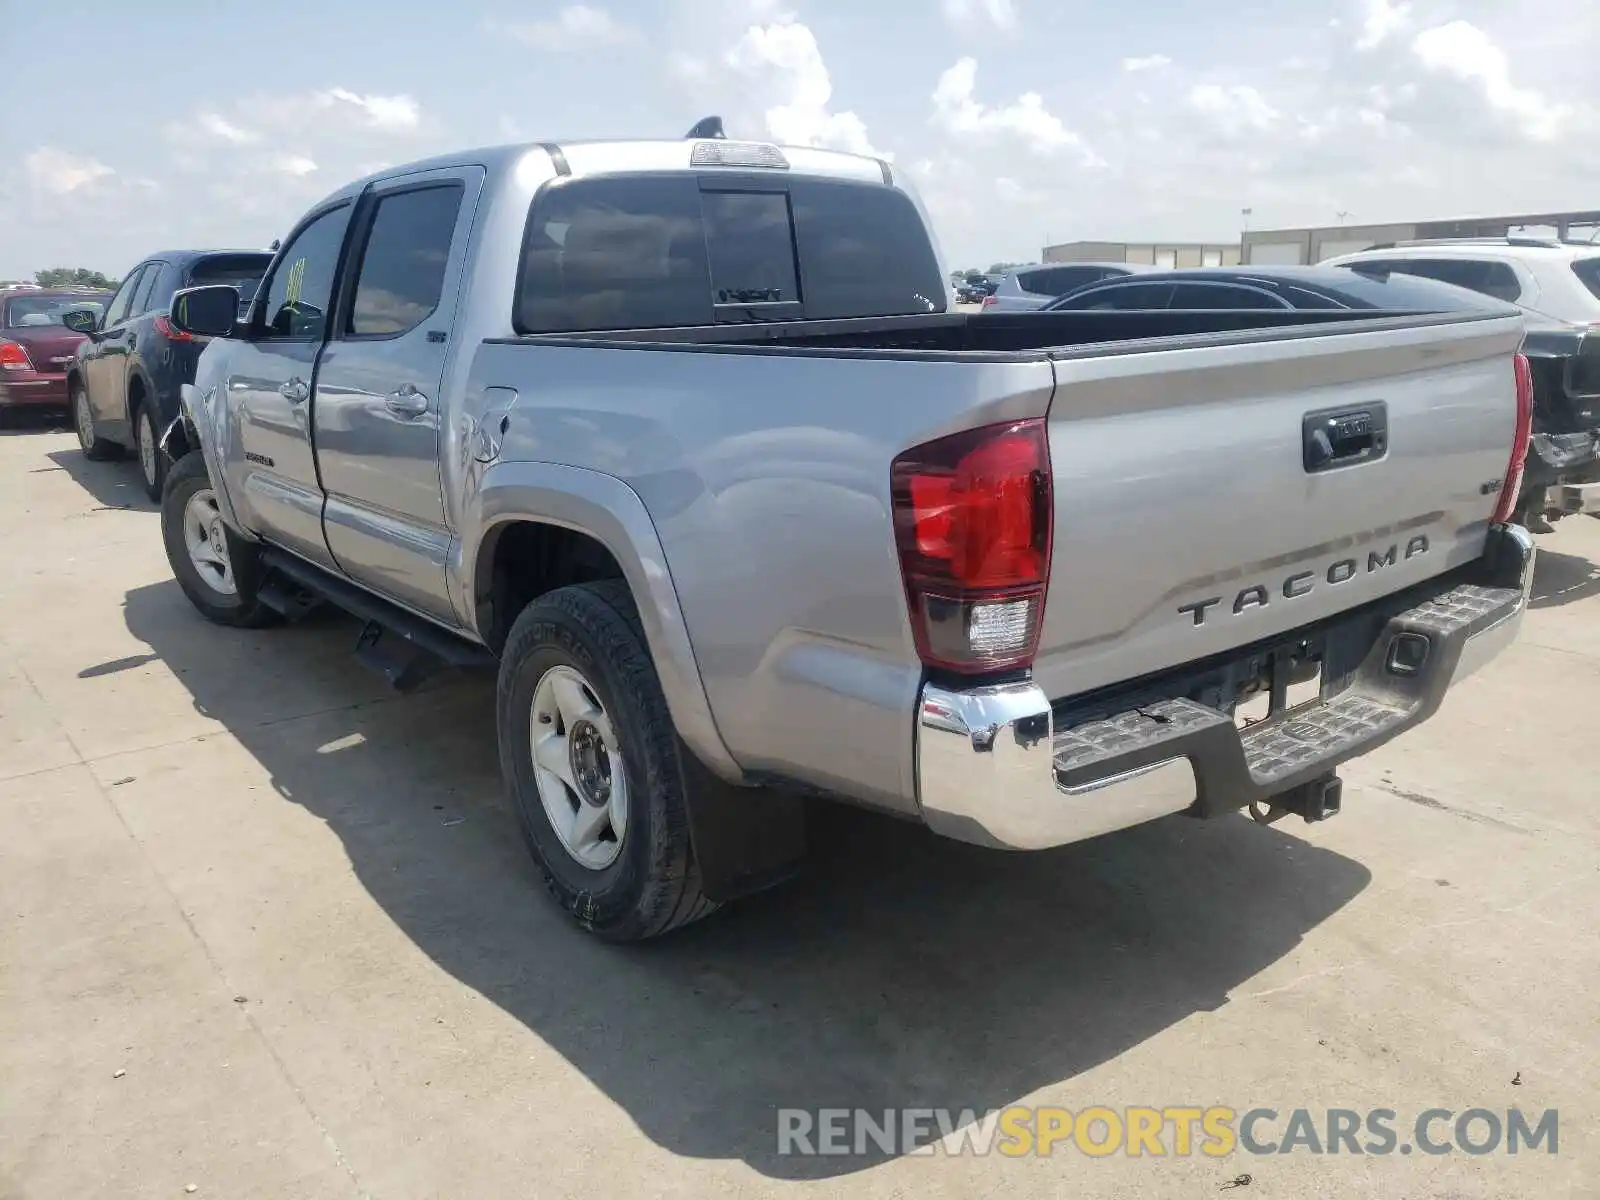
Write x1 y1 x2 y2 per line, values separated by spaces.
168 284 241 339
60 309 99 335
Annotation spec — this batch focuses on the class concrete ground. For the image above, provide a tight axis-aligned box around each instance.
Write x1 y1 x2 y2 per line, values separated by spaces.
2 416 1597 1199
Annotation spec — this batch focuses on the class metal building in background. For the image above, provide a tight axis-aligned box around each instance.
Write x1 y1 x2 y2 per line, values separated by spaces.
1045 209 1600 269
1242 209 1600 266
1043 240 1241 268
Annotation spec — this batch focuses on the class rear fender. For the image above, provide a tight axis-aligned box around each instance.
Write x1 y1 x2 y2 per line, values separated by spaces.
463 459 741 785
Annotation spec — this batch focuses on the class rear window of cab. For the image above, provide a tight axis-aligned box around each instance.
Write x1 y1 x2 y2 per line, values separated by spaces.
515 173 947 333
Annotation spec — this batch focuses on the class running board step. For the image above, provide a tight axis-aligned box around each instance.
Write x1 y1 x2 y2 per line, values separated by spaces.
256 548 496 691
256 578 321 620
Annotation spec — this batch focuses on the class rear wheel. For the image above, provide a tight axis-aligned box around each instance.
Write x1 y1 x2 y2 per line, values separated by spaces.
497 580 716 941
160 452 278 628
72 382 120 461
132 404 167 501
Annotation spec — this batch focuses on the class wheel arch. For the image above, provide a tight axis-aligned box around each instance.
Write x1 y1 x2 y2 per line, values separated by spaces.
466 461 741 785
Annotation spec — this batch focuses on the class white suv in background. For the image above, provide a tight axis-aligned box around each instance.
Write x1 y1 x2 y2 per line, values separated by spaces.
1325 237 1600 528
1321 238 1600 327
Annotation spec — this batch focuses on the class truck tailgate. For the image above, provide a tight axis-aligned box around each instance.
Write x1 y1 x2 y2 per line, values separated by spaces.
1032 314 1526 701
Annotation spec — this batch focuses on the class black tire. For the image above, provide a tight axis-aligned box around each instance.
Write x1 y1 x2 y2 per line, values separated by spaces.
497 580 716 941
132 403 167 502
72 381 121 461
160 452 279 628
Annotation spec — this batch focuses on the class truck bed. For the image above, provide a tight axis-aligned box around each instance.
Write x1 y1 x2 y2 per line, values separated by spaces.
504 306 1491 358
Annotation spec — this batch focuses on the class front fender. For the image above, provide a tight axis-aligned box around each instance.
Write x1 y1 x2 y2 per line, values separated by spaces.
457 460 742 785
172 383 254 540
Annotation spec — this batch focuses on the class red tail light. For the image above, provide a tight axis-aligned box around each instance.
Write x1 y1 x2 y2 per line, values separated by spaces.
154 314 194 342
0 341 34 372
981 295 997 308
891 419 1052 673
1491 351 1534 526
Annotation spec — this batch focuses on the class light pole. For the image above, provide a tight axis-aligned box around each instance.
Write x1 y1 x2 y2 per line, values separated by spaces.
1240 207 1253 263
1337 210 1353 225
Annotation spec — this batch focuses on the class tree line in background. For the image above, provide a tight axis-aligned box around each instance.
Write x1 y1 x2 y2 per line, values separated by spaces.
1 268 121 290
33 267 120 290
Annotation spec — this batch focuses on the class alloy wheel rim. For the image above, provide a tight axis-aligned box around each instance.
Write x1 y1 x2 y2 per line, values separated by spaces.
528 665 628 870
182 489 237 596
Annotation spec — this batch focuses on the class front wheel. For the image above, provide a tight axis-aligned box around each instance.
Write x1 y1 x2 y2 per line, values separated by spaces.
160 452 278 628
497 580 716 941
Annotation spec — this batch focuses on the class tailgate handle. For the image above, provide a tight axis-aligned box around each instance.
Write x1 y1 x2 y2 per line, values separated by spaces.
1303 404 1387 473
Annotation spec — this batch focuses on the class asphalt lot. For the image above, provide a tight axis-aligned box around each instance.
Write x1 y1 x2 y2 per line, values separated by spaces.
2 416 1597 1199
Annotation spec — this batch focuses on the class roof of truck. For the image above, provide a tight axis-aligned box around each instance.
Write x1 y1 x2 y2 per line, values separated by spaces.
337 137 893 198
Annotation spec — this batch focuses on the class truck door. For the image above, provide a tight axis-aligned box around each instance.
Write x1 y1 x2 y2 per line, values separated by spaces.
221 201 353 571
310 166 483 624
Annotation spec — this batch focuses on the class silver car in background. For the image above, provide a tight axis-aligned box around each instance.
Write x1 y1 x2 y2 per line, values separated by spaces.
983 261 1155 311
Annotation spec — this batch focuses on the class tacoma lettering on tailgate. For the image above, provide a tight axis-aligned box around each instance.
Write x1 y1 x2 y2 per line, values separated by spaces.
1178 536 1430 627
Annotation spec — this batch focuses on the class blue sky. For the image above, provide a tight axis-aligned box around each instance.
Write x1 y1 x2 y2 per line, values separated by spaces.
2 0 1595 280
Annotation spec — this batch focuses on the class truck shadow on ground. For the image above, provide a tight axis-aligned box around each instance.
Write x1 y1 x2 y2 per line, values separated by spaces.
45 448 152 512
1530 546 1600 609
120 579 1371 1180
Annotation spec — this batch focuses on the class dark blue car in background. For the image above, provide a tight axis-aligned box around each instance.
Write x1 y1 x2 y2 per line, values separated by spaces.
65 249 273 499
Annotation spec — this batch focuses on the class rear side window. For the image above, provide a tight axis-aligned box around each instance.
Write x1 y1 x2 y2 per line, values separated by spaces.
1168 283 1285 309
1018 265 1115 297
1572 258 1600 302
348 184 464 336
1372 257 1522 303
1337 261 1515 310
188 254 273 303
1056 282 1175 310
515 173 946 333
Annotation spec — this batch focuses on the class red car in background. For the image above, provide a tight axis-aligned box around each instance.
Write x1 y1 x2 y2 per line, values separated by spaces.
0 288 111 422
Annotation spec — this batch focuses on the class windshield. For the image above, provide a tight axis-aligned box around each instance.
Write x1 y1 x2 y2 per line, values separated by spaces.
5 294 107 328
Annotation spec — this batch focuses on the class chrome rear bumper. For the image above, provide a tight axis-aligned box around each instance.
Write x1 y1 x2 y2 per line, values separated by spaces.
915 525 1535 851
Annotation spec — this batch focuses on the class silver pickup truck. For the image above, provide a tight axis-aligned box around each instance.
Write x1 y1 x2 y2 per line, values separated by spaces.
157 127 1537 941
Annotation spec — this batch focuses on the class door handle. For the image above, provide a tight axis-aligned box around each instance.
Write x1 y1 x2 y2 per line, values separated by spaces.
384 383 430 418
279 377 310 404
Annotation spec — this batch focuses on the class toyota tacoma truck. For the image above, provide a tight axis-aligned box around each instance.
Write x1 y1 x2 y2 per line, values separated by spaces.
156 122 1537 941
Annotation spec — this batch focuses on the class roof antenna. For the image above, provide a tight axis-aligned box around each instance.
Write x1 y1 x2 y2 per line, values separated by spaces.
685 115 726 140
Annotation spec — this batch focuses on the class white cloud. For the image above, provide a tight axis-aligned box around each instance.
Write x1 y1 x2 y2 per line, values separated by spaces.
1186 83 1281 134
932 58 1095 160
994 176 1042 204
271 154 318 177
495 5 634 49
725 19 885 157
1121 54 1171 72
1410 21 1568 140
24 148 113 196
941 0 1017 33
1356 0 1411 51
322 87 421 133
199 113 257 144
